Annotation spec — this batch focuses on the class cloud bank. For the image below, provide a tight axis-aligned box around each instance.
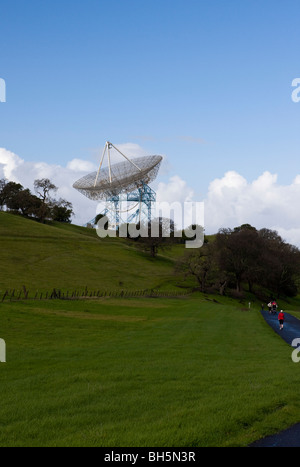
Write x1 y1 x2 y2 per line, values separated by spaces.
1 147 300 247
155 168 300 247
204 170 300 246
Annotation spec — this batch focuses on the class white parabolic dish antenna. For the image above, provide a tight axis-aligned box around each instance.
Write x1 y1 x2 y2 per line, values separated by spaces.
73 142 163 201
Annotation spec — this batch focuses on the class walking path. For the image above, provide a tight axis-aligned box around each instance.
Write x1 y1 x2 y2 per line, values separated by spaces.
260 309 300 347
250 309 300 447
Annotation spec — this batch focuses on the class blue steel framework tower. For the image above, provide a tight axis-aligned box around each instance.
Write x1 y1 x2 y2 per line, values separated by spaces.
73 142 162 229
102 182 156 228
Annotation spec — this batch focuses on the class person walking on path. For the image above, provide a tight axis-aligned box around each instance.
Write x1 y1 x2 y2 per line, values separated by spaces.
272 301 278 314
278 310 285 330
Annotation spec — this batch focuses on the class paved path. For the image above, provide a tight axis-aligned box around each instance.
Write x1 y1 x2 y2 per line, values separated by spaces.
250 309 300 447
260 309 300 347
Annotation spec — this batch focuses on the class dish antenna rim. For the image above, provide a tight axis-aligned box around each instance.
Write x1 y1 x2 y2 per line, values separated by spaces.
72 141 163 200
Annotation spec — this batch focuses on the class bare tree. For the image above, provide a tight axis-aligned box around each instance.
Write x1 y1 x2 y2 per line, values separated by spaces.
34 178 57 222
34 178 57 203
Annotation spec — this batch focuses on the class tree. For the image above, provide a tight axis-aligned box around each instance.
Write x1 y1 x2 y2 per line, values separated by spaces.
176 242 214 292
173 223 300 299
34 178 57 203
215 225 264 293
1 181 24 211
258 229 300 297
0 177 74 225
214 225 300 298
0 178 7 209
50 199 73 223
34 178 57 222
131 217 176 258
13 189 42 217
0 181 44 218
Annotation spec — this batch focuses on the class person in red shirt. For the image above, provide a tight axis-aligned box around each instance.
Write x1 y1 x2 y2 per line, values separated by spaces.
278 310 285 330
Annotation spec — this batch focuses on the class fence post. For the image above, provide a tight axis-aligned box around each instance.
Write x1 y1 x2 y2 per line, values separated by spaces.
1 291 8 302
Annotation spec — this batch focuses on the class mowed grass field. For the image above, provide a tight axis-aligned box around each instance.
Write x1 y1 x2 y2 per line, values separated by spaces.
2 212 300 447
1 296 300 447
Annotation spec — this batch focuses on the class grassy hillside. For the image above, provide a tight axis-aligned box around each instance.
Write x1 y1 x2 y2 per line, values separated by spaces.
0 212 186 293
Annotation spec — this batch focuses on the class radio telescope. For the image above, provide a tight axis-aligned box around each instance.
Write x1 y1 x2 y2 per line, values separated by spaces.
73 141 163 228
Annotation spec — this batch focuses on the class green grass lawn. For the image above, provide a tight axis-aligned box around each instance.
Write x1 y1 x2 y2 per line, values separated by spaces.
2 212 300 447
1 295 300 447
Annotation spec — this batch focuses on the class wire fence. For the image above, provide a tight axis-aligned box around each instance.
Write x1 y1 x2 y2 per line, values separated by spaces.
1 285 191 302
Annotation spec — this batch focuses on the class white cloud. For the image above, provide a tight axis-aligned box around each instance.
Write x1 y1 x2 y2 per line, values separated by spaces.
0 148 23 181
156 175 194 204
115 143 149 158
155 176 199 229
204 170 300 246
66 159 96 172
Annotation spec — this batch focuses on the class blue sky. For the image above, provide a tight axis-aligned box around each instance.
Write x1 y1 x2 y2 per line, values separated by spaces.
1 0 300 241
